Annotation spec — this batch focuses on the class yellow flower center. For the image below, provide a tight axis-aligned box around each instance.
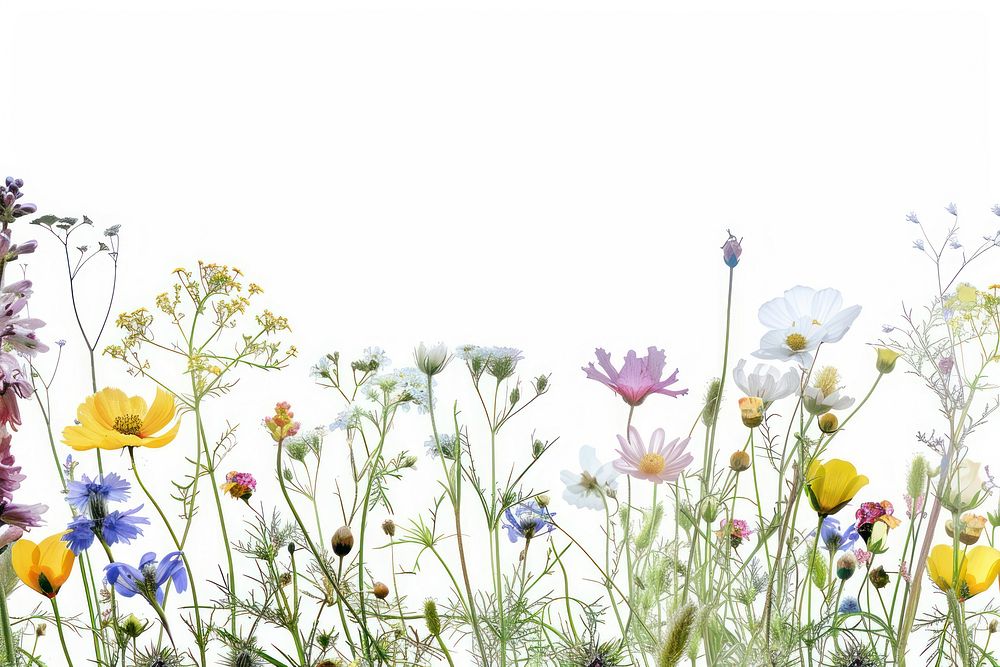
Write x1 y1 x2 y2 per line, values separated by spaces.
638 453 666 476
113 414 143 436
785 333 807 351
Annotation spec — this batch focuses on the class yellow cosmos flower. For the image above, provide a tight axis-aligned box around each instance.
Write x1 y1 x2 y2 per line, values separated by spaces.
927 544 1000 601
805 458 869 517
12 532 76 598
63 387 181 451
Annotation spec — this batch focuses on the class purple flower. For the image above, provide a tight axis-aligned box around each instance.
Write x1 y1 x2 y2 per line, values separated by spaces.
0 501 47 530
938 356 955 376
105 551 188 606
945 202 958 216
502 501 556 543
905 211 920 224
722 231 742 268
0 428 26 503
583 347 687 406
0 353 33 430
0 178 36 220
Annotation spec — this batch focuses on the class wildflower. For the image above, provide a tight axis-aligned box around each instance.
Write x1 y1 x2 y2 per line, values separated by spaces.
11 532 76 598
729 450 751 472
63 387 181 451
119 614 150 639
424 433 459 460
818 413 839 433
753 286 861 365
424 599 442 636
502 501 556 542
560 445 619 510
913 239 925 251
0 352 34 429
944 458 986 511
381 519 395 537
738 396 764 428
838 597 861 614
612 426 692 484
373 582 389 600
721 230 742 268
855 549 872 566
905 211 920 224
945 513 987 546
582 347 687 406
874 347 901 374
132 646 185 667
0 427 27 503
332 526 354 557
65 472 130 513
64 505 149 554
869 565 890 589
265 401 300 442
351 346 389 373
803 367 854 416
715 518 752 548
926 544 1000 601
731 359 800 405
900 560 910 583
938 356 955 376
105 551 188 606
945 202 958 216
0 280 48 357
806 459 868 517
221 471 257 501
836 551 857 580
855 500 900 554
414 342 451 376
0 177 36 219
0 501 47 531
829 641 881 667
813 517 860 553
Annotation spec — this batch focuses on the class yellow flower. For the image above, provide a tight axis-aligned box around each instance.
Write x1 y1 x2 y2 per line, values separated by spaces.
738 396 764 428
957 284 978 306
62 387 181 451
12 532 76 598
927 544 1000 601
875 348 901 374
805 458 869 517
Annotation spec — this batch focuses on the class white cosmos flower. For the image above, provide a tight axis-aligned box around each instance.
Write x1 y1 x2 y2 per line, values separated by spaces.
753 286 862 364
560 445 620 510
732 359 800 404
802 385 855 416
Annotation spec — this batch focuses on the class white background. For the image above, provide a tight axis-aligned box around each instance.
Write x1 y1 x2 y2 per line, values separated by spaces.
4 1 1000 663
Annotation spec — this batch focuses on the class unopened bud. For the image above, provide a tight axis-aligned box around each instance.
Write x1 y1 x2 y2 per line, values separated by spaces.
729 450 751 472
818 413 839 434
332 526 354 557
373 582 389 600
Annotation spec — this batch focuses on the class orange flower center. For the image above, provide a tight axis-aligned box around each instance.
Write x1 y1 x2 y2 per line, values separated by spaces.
113 414 143 436
638 453 666 476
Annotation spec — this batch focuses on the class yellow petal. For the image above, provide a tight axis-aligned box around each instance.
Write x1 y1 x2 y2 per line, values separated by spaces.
141 389 176 436
11 539 41 595
964 545 1000 597
138 418 181 449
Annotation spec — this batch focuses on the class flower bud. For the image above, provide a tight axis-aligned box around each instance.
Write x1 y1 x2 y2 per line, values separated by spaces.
722 231 742 268
532 439 545 459
382 519 396 537
836 551 857 581
868 565 890 589
701 499 719 523
536 494 550 508
373 582 389 600
35 623 47 637
424 599 442 636
818 413 839 434
990 619 999 634
729 451 751 472
738 396 764 428
414 342 451 376
875 348 901 374
332 526 354 558
119 614 148 639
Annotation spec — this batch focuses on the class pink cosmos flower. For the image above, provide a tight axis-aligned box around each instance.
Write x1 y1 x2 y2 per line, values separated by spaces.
583 347 687 406
613 426 692 484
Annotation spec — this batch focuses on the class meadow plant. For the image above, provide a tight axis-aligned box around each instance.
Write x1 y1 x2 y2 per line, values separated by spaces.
0 179 999 666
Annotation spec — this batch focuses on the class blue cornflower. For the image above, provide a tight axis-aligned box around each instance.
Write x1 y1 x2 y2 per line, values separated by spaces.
63 471 148 554
812 517 860 554
105 551 187 606
64 505 150 554
502 501 556 543
838 596 861 614
66 472 131 514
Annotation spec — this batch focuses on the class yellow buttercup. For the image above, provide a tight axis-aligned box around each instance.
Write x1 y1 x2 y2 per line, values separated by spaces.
805 458 869 517
12 532 76 598
927 544 1000 602
62 387 181 451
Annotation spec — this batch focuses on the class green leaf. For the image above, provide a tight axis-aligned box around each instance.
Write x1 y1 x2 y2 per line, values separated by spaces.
809 549 828 590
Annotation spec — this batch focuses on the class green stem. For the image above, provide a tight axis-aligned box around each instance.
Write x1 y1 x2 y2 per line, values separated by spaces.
50 599 75 667
0 581 16 664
